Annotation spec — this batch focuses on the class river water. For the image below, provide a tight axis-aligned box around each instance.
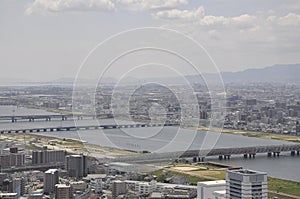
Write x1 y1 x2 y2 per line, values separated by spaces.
0 106 300 182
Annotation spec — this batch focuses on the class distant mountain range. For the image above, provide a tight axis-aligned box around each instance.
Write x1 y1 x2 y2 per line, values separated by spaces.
219 64 300 83
2 64 298 87
185 64 300 84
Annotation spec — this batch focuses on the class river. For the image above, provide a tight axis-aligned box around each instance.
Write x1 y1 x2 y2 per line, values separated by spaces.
0 105 299 182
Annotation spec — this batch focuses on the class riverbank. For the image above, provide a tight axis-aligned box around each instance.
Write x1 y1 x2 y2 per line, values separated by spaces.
0 133 137 159
197 126 300 143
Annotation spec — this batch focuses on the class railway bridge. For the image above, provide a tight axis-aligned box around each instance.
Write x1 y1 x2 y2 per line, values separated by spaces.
0 123 178 134
0 113 113 122
106 144 300 163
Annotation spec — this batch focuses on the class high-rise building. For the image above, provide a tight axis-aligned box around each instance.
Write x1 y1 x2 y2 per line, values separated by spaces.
112 180 126 199
32 147 66 165
65 154 87 178
226 169 268 199
0 173 8 186
11 177 25 197
55 184 73 199
0 153 25 169
44 169 59 195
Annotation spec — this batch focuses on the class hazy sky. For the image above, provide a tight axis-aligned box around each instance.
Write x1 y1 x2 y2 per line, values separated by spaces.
0 0 300 81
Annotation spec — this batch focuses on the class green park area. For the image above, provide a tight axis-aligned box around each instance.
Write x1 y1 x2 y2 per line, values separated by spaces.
151 163 300 198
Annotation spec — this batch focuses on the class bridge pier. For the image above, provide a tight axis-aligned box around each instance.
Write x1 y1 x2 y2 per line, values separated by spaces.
218 155 223 160
297 151 300 155
249 153 256 158
291 151 296 156
273 152 280 157
29 118 34 122
223 155 231 160
193 157 197 162
12 118 17 123
243 154 248 158
46 117 51 121
267 152 272 157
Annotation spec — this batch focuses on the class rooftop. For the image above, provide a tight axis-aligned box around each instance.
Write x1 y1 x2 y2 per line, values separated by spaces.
228 169 267 175
197 180 226 186
45 169 58 174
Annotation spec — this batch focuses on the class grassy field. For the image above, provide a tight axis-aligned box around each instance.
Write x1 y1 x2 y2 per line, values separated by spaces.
151 169 211 185
268 177 300 197
150 165 300 198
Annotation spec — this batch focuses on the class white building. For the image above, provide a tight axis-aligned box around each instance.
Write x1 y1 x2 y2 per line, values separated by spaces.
197 180 226 199
213 190 226 199
85 174 106 194
0 193 18 199
226 169 268 199
135 181 156 196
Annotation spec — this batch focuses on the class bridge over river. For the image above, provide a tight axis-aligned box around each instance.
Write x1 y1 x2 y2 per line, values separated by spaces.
105 144 300 163
0 113 112 122
0 123 179 134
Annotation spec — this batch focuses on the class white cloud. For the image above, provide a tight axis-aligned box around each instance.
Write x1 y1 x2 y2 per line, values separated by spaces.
200 15 229 26
278 13 300 26
231 14 257 29
25 0 115 15
153 6 204 20
154 7 257 30
153 5 300 63
119 0 188 11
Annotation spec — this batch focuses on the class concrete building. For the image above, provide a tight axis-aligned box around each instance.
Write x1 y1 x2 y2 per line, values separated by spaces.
44 169 59 194
226 169 268 199
0 153 25 169
197 180 226 199
112 180 127 199
65 154 87 178
135 181 156 196
90 178 103 193
11 177 25 197
85 174 106 194
70 180 87 192
55 184 74 199
32 147 66 165
213 190 226 199
0 173 8 186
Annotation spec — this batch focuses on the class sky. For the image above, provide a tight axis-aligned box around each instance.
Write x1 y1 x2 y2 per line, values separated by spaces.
0 0 300 82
